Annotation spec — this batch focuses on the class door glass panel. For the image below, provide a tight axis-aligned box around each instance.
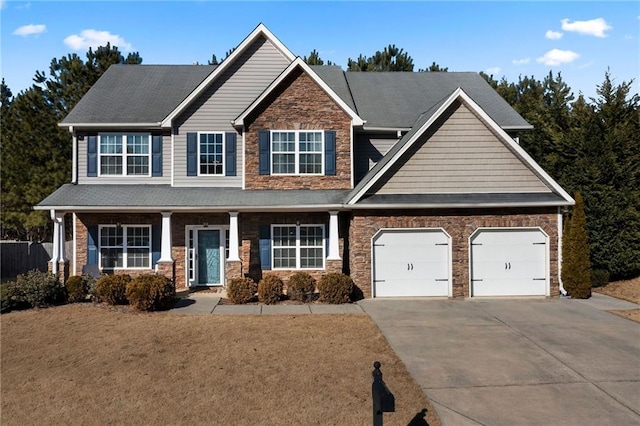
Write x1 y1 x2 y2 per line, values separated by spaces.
198 230 220 285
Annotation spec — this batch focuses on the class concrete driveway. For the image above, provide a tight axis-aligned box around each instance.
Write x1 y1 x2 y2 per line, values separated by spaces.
360 294 640 425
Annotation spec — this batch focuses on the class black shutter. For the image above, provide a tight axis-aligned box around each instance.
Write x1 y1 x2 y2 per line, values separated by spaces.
187 132 197 176
324 131 336 175
87 135 98 177
87 225 98 265
225 132 237 176
258 130 270 175
152 224 161 266
152 134 163 177
259 225 271 270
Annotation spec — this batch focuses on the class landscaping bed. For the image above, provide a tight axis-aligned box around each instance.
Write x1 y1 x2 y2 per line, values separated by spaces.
593 276 640 323
1 304 440 426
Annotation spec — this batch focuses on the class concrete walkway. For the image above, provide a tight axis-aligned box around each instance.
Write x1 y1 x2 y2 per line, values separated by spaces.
359 294 640 426
170 293 364 315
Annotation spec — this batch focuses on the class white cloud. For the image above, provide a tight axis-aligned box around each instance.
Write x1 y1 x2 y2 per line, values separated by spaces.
561 18 612 38
13 24 46 36
579 60 594 69
545 30 563 40
512 57 531 65
0 0 6 10
536 49 580 66
64 29 132 51
484 67 501 75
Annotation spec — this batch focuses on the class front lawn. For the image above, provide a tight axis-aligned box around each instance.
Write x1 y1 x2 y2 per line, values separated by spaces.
593 276 640 323
1 304 440 425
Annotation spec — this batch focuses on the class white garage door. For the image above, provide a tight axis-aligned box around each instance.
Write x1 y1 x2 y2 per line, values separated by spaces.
470 229 547 297
373 229 450 297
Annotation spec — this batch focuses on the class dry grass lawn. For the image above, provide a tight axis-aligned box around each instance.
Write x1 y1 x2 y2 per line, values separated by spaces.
1 304 440 426
593 276 640 323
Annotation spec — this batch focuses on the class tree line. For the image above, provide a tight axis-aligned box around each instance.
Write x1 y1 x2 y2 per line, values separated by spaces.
1 45 638 281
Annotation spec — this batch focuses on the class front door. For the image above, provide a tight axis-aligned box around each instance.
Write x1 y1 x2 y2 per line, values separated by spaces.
187 227 225 287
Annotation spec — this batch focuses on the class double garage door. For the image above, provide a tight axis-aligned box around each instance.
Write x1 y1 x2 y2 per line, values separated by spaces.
372 228 548 298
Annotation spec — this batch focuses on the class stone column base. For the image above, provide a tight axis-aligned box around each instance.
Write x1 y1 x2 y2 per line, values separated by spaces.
156 261 175 284
325 259 343 274
225 260 242 285
48 261 69 283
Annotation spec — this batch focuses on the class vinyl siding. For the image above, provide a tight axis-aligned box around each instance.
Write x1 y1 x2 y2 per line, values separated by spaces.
354 133 399 183
77 133 171 184
173 36 291 187
374 102 550 194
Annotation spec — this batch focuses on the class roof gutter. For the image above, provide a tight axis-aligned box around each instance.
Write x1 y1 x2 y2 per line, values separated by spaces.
58 122 165 129
348 201 573 209
34 204 348 212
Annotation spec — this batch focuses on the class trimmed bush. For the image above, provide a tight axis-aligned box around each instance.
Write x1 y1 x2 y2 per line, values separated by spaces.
258 275 284 305
287 272 316 303
226 277 257 304
15 269 66 308
317 273 354 304
562 192 592 299
126 274 175 311
1 282 29 313
85 275 100 302
95 274 131 305
591 269 610 288
66 275 88 303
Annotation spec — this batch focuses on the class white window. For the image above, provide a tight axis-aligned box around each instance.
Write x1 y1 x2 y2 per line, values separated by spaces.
99 225 151 269
272 224 324 269
99 134 150 176
199 132 224 175
271 131 323 175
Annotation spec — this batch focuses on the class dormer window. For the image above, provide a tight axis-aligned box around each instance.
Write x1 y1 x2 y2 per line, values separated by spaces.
99 133 151 176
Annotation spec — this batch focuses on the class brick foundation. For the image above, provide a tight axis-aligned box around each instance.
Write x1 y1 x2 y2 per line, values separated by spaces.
48 260 69 283
348 208 560 299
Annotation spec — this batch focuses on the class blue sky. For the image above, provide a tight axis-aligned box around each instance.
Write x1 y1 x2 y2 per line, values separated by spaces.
1 1 638 100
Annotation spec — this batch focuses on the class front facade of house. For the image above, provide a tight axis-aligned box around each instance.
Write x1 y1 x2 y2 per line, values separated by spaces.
38 24 574 298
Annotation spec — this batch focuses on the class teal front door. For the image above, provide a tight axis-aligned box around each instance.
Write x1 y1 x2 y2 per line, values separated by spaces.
197 230 221 285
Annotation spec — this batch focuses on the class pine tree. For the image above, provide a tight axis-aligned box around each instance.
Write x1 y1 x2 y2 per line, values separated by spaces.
347 45 414 72
562 192 592 298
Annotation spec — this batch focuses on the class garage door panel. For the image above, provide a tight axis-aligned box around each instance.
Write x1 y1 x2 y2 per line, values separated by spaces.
373 230 450 297
471 229 548 297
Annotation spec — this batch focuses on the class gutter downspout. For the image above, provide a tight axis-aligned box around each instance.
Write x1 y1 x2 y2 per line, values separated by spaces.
557 207 567 296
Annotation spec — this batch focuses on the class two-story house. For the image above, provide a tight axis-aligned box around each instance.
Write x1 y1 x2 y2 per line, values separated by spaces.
37 24 574 298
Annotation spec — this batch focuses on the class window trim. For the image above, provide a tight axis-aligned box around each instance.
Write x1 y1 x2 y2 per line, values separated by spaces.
271 224 325 270
270 130 324 176
98 224 152 270
197 131 225 177
98 133 152 177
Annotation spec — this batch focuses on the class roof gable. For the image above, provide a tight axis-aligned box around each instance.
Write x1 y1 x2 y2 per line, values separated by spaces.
161 23 296 127
233 57 364 127
347 88 573 205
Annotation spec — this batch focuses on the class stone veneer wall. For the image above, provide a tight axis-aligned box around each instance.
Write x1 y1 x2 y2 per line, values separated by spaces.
75 213 162 279
244 68 352 190
348 208 559 298
238 212 345 286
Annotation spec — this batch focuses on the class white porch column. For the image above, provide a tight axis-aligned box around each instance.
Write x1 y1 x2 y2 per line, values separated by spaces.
228 212 241 261
50 210 66 273
158 212 173 262
327 211 341 260
50 210 60 273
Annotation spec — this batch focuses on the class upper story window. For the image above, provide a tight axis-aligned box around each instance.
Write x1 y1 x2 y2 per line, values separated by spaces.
199 133 224 175
99 134 150 176
271 131 323 175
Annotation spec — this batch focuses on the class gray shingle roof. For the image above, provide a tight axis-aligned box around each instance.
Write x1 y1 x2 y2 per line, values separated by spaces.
309 65 357 113
36 184 350 210
61 65 214 125
37 184 571 209
342 71 531 129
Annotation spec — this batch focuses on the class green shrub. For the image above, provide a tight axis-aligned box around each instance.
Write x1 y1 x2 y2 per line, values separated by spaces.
125 274 175 311
226 277 257 304
287 272 316 303
66 275 88 303
591 269 610 288
85 275 99 302
317 273 354 304
1 282 29 313
95 274 131 305
562 192 592 299
15 269 66 308
258 274 284 305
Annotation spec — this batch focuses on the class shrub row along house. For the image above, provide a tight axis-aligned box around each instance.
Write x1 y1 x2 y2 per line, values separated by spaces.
37 24 574 298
